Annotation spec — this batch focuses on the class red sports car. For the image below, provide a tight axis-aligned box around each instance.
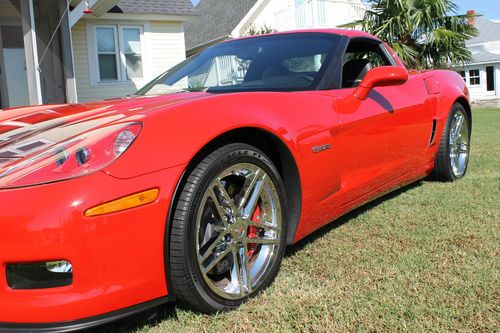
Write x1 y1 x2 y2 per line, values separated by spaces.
0 29 471 331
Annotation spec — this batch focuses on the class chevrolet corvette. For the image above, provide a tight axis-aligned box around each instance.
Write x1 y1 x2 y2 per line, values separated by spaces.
0 29 471 331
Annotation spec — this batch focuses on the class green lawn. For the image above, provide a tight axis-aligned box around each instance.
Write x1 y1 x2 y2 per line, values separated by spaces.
102 108 499 333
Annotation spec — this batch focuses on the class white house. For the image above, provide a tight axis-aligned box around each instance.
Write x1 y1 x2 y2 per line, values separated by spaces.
185 0 366 55
457 13 500 105
0 0 196 108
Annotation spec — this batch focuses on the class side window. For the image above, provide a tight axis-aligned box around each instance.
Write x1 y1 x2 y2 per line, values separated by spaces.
341 40 393 88
343 50 387 68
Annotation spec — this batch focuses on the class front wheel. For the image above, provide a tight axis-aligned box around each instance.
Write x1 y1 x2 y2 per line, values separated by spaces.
432 103 471 181
169 143 287 313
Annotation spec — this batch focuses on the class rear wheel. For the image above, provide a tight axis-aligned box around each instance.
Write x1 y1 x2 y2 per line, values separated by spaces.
169 143 287 313
432 103 471 181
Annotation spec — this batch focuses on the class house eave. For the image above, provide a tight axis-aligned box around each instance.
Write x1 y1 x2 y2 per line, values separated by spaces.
85 12 198 22
458 60 500 67
69 0 121 27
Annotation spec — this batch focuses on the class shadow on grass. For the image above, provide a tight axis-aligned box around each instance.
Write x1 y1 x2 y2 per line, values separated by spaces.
285 180 424 258
85 303 178 333
87 180 424 333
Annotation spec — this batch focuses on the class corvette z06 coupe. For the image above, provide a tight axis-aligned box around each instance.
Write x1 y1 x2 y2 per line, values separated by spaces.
0 29 471 331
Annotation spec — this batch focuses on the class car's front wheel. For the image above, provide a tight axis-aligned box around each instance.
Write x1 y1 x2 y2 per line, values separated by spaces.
169 143 287 313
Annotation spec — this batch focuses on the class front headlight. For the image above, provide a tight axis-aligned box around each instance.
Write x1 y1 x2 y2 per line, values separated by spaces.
0 122 142 189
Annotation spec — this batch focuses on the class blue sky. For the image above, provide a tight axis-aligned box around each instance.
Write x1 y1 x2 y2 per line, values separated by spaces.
190 0 500 19
453 0 500 19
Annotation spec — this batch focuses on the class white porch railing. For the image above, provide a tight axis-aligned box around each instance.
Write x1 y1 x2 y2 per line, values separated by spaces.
278 0 367 31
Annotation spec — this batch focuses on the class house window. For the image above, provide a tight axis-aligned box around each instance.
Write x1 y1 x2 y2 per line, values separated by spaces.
94 25 143 82
96 27 119 80
122 28 143 79
469 69 480 85
458 70 466 82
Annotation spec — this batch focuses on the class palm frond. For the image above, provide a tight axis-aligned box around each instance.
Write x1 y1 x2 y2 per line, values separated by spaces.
342 0 478 69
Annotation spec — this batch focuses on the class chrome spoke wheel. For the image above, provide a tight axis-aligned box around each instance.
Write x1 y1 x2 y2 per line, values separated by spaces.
449 109 470 178
195 163 282 300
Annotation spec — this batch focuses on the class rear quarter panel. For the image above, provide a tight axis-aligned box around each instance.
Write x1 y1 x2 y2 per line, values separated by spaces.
420 70 471 154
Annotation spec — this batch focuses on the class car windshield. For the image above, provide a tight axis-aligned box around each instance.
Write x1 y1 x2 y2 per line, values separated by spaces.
135 33 342 95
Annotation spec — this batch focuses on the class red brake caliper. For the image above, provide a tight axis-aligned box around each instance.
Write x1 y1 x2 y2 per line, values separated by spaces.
247 204 261 259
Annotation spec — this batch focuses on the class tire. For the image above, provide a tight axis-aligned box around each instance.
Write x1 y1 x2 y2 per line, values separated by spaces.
432 103 471 181
169 143 287 313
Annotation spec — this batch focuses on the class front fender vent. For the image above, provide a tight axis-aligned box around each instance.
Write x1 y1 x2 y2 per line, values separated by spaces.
429 119 437 145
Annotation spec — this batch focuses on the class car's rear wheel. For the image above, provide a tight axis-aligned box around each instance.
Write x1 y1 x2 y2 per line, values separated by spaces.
432 103 471 181
169 143 287 313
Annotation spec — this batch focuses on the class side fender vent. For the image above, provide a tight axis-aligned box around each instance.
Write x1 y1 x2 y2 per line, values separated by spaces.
429 119 437 145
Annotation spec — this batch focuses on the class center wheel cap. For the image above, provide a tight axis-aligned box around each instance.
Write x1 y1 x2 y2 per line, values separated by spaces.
229 223 246 242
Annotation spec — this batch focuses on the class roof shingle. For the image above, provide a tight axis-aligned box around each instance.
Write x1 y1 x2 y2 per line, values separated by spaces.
184 0 259 50
117 0 197 16
470 51 500 64
467 17 500 45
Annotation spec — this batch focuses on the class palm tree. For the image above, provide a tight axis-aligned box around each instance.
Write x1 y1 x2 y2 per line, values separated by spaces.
342 0 478 69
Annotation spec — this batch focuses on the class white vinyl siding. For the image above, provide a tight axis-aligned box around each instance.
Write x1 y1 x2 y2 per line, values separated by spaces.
72 19 186 102
148 21 187 78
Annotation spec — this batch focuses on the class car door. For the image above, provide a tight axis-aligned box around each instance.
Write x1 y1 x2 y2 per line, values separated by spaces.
333 39 433 205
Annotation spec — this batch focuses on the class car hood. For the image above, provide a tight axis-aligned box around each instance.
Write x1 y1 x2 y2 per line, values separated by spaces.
0 93 207 167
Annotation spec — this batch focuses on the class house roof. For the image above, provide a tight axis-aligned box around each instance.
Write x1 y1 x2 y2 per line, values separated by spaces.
184 0 259 50
115 0 197 16
467 17 500 45
470 51 500 64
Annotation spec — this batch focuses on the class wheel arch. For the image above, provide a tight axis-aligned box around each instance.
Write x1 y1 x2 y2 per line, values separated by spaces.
164 128 303 283
188 127 302 245
432 70 472 124
429 71 472 151
454 96 472 127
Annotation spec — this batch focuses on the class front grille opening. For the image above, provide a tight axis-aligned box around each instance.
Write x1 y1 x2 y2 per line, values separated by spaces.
6 260 73 289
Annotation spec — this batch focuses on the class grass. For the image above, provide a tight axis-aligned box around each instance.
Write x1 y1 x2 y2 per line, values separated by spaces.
95 108 499 333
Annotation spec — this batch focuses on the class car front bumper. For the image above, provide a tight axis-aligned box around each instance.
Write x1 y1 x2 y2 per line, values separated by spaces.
0 165 184 327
